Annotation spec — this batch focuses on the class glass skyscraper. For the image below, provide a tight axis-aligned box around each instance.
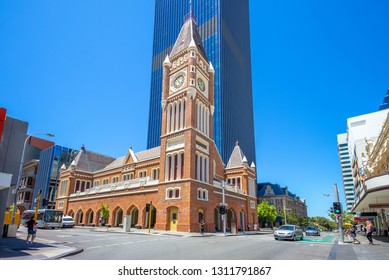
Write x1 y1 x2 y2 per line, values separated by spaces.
147 0 256 164
32 145 78 209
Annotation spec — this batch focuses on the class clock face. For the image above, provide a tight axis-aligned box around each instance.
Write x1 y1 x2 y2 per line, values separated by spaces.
197 78 205 92
174 75 185 89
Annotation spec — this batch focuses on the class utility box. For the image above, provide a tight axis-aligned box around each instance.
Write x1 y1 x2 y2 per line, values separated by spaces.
123 215 131 232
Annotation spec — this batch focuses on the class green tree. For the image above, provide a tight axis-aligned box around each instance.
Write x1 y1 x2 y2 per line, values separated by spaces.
257 201 277 227
100 204 110 230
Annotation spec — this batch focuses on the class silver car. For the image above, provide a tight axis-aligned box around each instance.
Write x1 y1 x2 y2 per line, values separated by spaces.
274 225 304 241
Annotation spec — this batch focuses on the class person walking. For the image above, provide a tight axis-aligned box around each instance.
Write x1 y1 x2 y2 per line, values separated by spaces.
200 220 205 235
350 223 360 244
365 221 374 245
25 216 37 245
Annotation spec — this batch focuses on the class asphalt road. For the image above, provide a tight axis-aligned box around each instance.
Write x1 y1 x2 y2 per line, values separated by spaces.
36 228 340 260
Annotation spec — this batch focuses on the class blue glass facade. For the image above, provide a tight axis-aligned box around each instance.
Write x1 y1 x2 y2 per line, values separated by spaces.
32 145 78 209
147 0 256 164
379 89 389 110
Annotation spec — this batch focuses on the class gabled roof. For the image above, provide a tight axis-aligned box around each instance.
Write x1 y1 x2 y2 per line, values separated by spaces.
136 146 160 161
96 146 161 172
170 16 207 60
226 141 246 168
257 183 285 196
73 146 116 172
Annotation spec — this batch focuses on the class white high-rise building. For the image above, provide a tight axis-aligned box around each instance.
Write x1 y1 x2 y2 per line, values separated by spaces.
341 109 389 212
337 133 354 212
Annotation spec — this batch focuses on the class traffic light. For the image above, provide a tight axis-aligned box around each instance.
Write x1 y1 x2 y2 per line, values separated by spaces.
42 198 48 207
329 207 334 214
145 203 150 212
333 202 342 214
219 205 226 215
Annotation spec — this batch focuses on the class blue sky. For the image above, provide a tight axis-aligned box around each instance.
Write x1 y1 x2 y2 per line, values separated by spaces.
1 1 388 218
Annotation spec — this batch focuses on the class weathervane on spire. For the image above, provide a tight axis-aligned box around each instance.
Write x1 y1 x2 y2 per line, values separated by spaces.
184 0 196 23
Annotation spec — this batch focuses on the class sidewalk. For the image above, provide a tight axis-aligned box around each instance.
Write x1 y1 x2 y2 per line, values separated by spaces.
342 232 389 260
0 229 82 260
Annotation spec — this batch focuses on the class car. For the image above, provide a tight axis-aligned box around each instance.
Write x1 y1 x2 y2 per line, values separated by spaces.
274 225 304 241
305 226 320 236
62 215 75 228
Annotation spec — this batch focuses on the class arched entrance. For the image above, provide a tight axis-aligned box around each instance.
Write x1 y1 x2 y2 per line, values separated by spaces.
76 210 83 225
86 209 94 226
240 210 245 232
214 207 222 231
144 206 157 229
113 207 123 227
129 207 139 227
168 207 178 231
227 209 236 233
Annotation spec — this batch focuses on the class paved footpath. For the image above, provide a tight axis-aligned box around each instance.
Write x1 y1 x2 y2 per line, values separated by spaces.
1 227 388 260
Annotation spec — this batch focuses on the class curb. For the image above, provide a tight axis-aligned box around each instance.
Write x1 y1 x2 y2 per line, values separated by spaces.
50 246 84 260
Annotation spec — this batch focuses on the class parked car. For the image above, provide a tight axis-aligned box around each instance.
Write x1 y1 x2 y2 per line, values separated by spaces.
62 215 75 228
305 226 320 236
274 225 304 241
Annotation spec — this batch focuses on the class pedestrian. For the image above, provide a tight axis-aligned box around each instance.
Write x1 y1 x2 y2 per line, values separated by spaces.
200 220 205 235
365 221 374 245
350 223 360 244
25 216 37 245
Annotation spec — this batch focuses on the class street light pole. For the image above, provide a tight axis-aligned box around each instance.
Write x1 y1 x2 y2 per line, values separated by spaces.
334 183 344 243
283 198 288 225
11 133 54 224
222 181 226 236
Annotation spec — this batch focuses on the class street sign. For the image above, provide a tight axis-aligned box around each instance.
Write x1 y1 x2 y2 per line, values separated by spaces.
360 212 377 217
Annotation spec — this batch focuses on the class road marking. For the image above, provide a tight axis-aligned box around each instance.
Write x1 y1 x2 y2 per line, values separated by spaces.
87 246 102 249
136 240 147 243
122 241 134 244
78 240 92 243
106 243 119 247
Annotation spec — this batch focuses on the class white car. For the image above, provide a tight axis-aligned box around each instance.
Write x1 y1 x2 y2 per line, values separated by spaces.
62 216 75 228
274 225 304 241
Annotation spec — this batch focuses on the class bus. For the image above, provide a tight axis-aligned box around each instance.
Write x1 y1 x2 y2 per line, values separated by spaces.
21 209 63 229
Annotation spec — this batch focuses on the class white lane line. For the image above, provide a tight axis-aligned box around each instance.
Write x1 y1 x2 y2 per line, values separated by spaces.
122 241 134 244
136 240 146 243
106 243 119 247
87 246 102 249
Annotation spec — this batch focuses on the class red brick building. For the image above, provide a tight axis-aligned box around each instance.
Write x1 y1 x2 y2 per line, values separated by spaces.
55 16 257 233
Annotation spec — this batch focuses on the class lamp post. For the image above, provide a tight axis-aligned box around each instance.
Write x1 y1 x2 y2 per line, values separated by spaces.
221 181 227 236
11 133 54 224
323 183 344 243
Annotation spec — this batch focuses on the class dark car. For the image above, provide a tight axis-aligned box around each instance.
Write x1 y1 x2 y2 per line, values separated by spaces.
274 225 304 241
305 226 320 236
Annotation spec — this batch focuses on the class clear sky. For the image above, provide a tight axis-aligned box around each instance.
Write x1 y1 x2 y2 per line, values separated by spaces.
1 1 388 218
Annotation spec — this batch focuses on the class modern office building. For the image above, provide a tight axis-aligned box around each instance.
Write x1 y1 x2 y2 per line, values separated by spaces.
337 133 354 212
337 109 389 215
31 145 78 210
147 0 256 165
0 116 28 208
379 89 389 110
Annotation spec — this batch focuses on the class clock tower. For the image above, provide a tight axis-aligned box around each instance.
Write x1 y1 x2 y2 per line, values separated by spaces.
156 14 220 232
